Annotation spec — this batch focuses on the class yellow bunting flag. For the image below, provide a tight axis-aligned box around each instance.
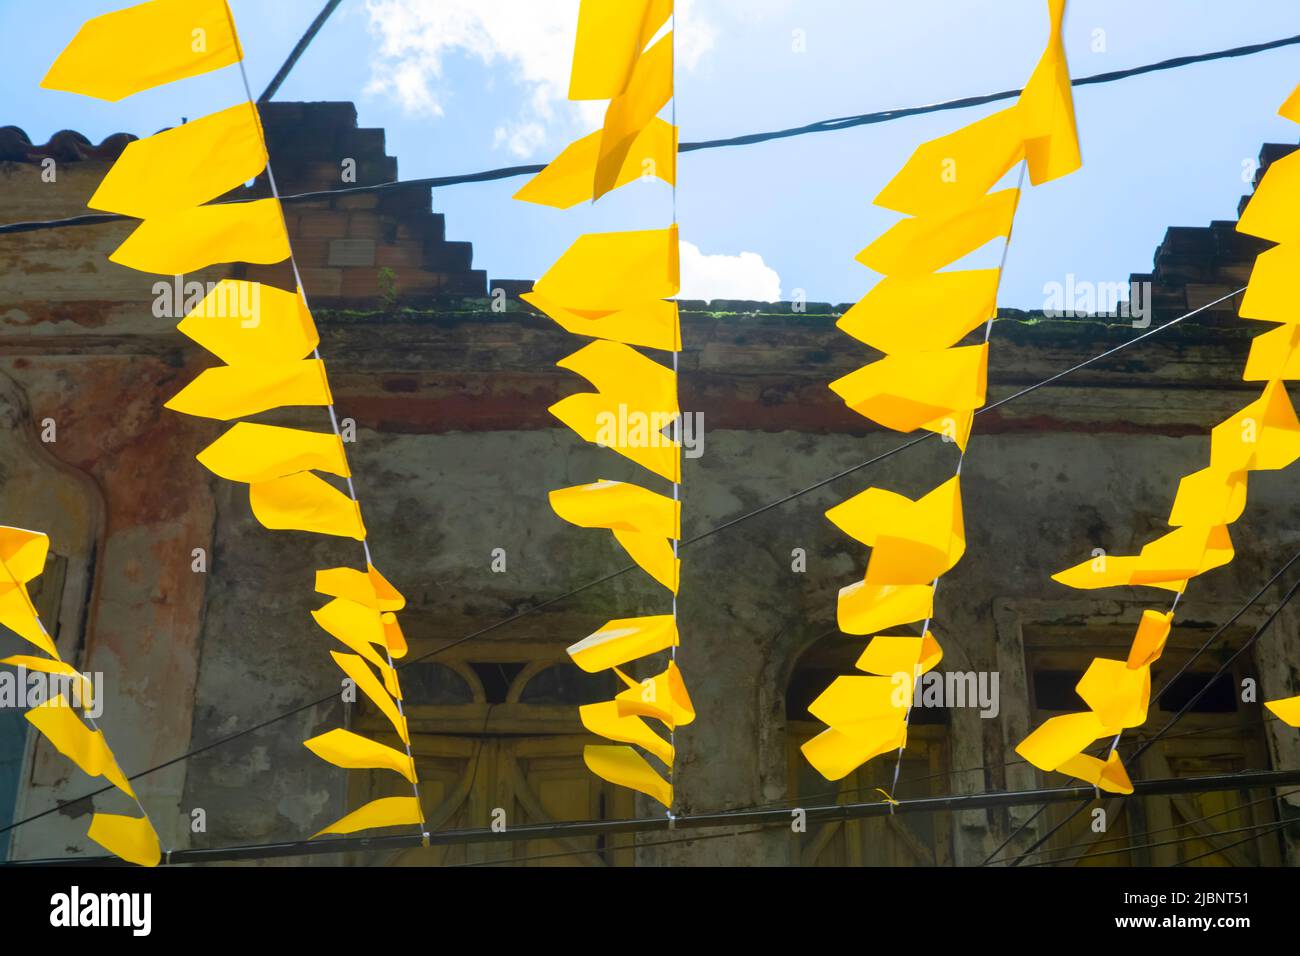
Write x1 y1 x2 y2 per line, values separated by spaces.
1265 696 1300 727
583 745 673 808
1055 752 1134 795
304 728 417 783
110 197 291 275
249 473 366 540
198 423 349 483
580 702 673 765
532 226 681 311
89 102 266 218
810 0 1082 782
329 652 408 745
568 0 673 100
567 615 679 672
1126 609 1174 669
87 814 162 868
177 281 319 366
165 360 333 421
515 118 677 209
25 695 135 797
313 796 423 838
550 480 680 591
41 0 243 102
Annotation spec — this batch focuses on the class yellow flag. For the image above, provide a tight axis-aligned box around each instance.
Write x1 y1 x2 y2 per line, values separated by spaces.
178 281 319 366
1237 150 1300 244
314 796 423 838
827 476 965 585
1265 695 1300 727
1238 245 1300 324
87 813 161 867
838 271 999 354
1076 658 1150 729
801 723 907 781
596 35 674 199
315 565 405 612
855 631 944 677
550 480 680 591
567 614 678 672
1053 524 1234 591
1055 752 1133 794
110 198 290 275
0 586 57 658
0 656 95 707
1244 324 1300 381
89 102 266 218
829 344 989 435
1016 711 1116 771
1018 0 1081 185
1281 82 1300 124
583 745 672 808
25 695 134 797
166 360 332 421
569 0 673 99
329 652 408 744
42 0 243 102
249 473 366 540
1209 380 1300 472
523 290 681 351
808 675 909 742
197 423 349 483
533 226 680 312
312 598 391 670
0 526 51 583
1167 466 1248 528
613 660 694 728
516 118 677 209
857 189 1020 275
837 580 934 635
580 702 673 765
304 728 416 782
1126 609 1173 669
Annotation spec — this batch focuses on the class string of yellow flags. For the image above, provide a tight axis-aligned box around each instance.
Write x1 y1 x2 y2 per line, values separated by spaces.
513 0 692 810
804 0 1082 783
43 0 427 840
1017 79 1300 786
0 526 163 866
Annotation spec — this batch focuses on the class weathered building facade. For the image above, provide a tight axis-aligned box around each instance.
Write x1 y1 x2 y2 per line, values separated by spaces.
1 103 1297 866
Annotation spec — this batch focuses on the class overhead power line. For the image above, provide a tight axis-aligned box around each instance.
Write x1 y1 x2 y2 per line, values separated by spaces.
4 32 1300 237
0 290 1246 843
7 768 1298 867
258 0 346 104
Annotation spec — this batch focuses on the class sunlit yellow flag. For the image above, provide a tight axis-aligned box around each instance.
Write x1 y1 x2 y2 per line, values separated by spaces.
41 0 243 102
1265 695 1300 727
1016 710 1117 771
613 660 694 728
580 702 673 764
550 341 681 481
569 0 673 99
178 281 319 366
314 796 423 838
1209 380 1300 473
304 728 416 782
1017 0 1081 186
89 102 266 218
583 744 672 808
1237 150 1300 244
329 652 409 744
808 675 909 742
0 655 96 707
837 580 934 635
1053 524 1234 592
198 423 348 483
1076 658 1150 729
826 476 964 585
1126 609 1173 669
855 631 943 677
1281 82 1300 124
801 723 908 781
567 614 678 672
87 813 161 868
110 198 290 275
313 598 392 671
532 226 680 312
1238 245 1300 325
1055 752 1133 794
838 271 999 354
0 526 50 584
165 360 332 421
516 118 677 209
857 189 1020 275
595 35 674 199
25 695 135 797
0 573 58 657
550 479 680 591
1167 466 1247 528
249 473 366 540
316 565 406 613
524 290 681 352
829 344 988 440
1244 324 1300 381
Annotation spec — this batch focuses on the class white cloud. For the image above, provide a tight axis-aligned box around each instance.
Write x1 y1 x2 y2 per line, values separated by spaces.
679 241 782 302
363 0 717 157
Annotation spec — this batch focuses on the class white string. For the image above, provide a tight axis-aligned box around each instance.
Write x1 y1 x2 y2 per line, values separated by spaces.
667 5 680 824
226 18 427 836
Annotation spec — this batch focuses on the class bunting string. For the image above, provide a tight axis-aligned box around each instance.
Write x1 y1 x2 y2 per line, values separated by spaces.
41 0 427 840
513 0 691 810
1015 78 1300 790
804 0 1083 784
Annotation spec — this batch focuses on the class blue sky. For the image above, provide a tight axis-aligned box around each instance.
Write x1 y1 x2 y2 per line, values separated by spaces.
4 0 1300 307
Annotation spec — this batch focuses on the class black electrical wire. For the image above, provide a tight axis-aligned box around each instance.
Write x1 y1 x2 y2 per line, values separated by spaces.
5 32 1300 237
258 0 346 104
